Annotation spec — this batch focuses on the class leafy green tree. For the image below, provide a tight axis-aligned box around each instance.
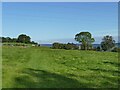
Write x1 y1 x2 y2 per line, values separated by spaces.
101 35 115 51
75 32 95 50
17 34 31 43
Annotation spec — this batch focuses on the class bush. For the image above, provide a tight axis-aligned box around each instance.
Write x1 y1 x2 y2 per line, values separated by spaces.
118 48 120 52
52 42 78 50
52 43 61 49
111 47 119 52
96 46 101 51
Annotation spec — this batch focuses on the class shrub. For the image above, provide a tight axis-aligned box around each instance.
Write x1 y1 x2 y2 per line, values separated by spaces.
96 46 101 51
111 47 119 52
52 42 78 50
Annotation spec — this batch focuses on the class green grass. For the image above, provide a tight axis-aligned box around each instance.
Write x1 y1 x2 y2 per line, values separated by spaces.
2 46 119 88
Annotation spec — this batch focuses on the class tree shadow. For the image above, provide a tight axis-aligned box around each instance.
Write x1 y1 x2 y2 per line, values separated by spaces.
3 67 119 88
99 75 119 88
89 68 119 88
13 68 89 88
103 61 119 67
90 68 120 74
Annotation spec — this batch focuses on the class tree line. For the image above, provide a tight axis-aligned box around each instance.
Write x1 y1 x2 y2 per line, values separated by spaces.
1 32 119 52
1 34 38 45
52 43 79 50
52 32 119 52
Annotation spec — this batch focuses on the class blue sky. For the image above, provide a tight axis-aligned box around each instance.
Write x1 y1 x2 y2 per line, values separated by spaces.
2 2 118 44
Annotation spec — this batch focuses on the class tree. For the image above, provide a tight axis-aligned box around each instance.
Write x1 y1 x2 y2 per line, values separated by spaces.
17 34 31 43
75 32 95 50
101 35 115 51
96 46 101 51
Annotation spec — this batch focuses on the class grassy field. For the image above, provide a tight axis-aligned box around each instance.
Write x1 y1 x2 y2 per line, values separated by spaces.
2 46 119 88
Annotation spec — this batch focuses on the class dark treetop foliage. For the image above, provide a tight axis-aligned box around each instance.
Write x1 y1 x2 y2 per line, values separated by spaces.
17 34 31 43
101 35 115 51
75 32 95 50
1 37 17 43
1 34 38 45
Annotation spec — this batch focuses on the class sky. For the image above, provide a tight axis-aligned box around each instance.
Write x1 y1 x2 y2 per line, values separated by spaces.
1 0 119 2
2 2 118 44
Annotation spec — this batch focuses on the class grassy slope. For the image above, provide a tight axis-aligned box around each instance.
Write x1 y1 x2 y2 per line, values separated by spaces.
2 46 119 88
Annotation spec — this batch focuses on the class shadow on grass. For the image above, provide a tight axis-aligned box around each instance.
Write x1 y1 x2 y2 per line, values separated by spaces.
2 67 119 88
103 61 119 67
90 68 120 74
89 68 119 88
13 68 89 88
